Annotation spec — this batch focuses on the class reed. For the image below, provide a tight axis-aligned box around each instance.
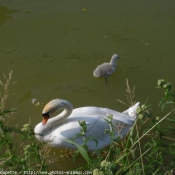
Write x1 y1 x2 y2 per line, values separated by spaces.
0 71 53 171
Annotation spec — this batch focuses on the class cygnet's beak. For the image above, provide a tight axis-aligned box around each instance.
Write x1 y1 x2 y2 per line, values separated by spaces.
42 113 50 125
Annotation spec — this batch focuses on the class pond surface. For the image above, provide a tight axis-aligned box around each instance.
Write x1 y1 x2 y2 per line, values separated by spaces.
0 0 175 171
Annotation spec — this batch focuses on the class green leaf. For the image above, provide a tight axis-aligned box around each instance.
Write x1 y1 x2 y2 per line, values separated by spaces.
165 117 175 123
138 114 144 119
64 139 92 165
157 79 165 86
85 137 98 147
130 149 136 159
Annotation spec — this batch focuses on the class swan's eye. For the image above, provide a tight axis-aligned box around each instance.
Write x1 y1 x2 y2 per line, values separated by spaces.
42 113 50 125
42 112 50 117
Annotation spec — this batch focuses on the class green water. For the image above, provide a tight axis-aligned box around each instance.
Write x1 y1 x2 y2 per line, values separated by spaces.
0 0 175 171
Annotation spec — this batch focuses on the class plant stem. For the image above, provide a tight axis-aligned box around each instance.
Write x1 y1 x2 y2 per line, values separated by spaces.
130 109 175 149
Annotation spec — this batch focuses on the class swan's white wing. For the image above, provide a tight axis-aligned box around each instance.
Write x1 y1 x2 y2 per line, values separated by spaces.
71 107 135 126
45 115 111 150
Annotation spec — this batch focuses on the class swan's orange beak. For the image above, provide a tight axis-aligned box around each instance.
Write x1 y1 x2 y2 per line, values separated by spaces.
42 114 50 125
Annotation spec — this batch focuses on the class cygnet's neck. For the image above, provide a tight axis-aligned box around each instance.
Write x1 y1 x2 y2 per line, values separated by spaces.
110 54 119 66
110 58 117 67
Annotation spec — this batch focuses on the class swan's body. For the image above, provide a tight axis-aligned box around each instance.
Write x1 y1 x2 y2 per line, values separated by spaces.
35 99 139 151
93 54 119 84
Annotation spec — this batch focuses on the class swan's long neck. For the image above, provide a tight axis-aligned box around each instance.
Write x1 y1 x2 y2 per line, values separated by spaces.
35 99 73 134
47 104 73 127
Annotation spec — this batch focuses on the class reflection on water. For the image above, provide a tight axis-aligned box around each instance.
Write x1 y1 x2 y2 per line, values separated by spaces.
0 0 175 171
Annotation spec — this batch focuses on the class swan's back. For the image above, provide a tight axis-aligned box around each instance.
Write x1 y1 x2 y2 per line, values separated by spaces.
71 106 135 126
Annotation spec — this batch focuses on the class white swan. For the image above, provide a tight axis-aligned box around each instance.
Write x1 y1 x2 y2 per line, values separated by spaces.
93 54 119 85
34 99 140 151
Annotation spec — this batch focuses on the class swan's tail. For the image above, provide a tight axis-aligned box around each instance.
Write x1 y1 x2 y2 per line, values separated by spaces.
122 102 140 119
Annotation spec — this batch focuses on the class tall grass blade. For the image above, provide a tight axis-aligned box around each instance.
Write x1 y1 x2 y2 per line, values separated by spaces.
64 139 92 165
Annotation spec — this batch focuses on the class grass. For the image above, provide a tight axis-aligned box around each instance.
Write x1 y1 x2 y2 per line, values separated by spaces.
1 72 175 174
0 71 54 171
